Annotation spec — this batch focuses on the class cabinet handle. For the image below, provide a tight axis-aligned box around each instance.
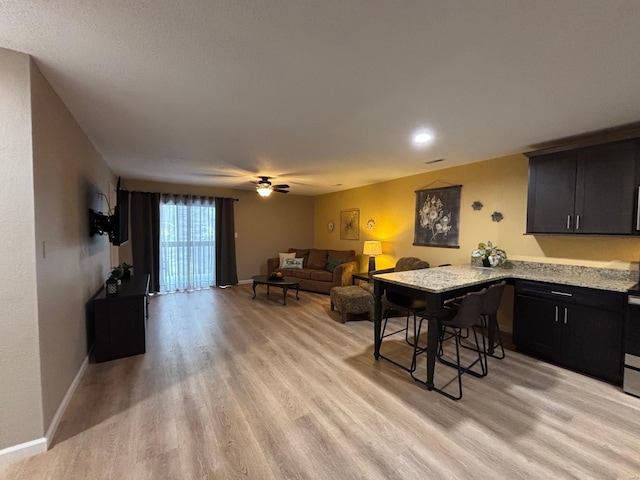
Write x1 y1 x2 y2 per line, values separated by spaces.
566 215 571 230
636 186 640 231
576 215 580 230
551 290 573 297
564 307 568 325
555 305 559 322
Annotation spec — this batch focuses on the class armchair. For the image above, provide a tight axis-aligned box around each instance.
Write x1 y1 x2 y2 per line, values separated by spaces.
370 257 430 277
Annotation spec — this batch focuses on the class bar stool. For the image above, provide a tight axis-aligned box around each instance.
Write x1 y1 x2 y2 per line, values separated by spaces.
379 290 427 372
417 288 487 400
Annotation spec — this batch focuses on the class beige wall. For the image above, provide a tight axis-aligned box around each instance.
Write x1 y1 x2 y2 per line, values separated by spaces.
0 48 115 454
31 61 115 430
121 179 315 281
315 154 640 270
0 49 44 450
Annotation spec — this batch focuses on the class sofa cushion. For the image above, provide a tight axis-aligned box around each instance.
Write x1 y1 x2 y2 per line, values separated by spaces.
307 249 328 270
325 254 343 273
310 269 333 282
287 269 311 280
288 248 309 266
279 252 296 268
328 249 356 263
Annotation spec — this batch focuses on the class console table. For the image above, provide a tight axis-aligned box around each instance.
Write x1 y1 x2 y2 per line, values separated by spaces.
93 274 150 363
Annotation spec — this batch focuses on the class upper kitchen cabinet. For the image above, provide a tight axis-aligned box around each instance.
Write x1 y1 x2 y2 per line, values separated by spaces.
526 138 640 235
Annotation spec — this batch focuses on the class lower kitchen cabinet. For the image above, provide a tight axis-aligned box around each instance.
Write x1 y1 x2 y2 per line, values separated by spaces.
514 280 624 384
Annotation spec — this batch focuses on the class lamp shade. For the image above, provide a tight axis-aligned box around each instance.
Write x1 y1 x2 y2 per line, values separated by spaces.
363 240 382 256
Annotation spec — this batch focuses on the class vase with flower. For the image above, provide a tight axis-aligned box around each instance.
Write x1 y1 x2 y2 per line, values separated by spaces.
472 241 507 268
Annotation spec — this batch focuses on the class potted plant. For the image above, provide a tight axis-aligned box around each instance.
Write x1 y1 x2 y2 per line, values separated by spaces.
472 241 507 267
109 265 125 283
119 262 133 279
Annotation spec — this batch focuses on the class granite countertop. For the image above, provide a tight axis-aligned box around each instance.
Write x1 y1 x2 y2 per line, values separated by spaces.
372 260 638 294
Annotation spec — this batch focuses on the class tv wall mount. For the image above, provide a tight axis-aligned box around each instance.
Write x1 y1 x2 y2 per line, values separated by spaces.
89 209 113 238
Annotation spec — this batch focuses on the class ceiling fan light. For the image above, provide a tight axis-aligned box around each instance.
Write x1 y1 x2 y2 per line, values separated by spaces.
257 186 272 197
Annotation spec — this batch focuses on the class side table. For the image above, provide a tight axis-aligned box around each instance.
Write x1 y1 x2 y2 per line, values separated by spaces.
352 272 371 285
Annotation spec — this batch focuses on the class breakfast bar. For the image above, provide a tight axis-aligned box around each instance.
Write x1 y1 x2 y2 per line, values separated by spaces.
372 262 636 390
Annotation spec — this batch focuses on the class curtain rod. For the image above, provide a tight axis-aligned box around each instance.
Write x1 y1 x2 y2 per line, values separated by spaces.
128 190 239 201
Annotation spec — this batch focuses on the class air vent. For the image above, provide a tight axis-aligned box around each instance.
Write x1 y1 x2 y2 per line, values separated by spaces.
424 158 445 165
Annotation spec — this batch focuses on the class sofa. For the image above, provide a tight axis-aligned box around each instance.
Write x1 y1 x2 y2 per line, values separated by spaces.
267 248 357 294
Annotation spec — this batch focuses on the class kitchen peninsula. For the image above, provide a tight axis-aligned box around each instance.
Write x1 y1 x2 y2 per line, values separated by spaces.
372 261 636 389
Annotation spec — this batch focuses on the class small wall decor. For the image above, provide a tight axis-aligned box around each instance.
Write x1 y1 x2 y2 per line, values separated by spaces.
471 201 483 211
366 218 376 231
491 211 504 222
327 221 335 232
414 185 461 248
340 209 360 240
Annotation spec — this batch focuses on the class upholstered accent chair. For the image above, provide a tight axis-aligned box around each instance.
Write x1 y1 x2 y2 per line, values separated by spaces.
370 256 430 276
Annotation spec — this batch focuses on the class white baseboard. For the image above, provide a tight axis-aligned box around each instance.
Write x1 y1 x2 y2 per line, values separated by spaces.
45 354 89 447
0 354 89 466
238 279 253 285
0 437 47 466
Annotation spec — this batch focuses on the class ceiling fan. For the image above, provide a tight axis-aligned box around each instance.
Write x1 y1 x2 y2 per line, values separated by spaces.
251 176 290 197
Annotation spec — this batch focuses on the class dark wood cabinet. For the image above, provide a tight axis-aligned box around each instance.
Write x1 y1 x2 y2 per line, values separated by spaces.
514 280 624 384
526 138 640 235
93 274 150 363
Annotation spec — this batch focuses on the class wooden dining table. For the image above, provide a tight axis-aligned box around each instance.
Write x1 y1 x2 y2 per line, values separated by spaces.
372 265 511 389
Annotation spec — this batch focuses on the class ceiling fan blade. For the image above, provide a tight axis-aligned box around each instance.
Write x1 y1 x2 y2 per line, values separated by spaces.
194 172 242 177
273 188 289 194
272 184 290 189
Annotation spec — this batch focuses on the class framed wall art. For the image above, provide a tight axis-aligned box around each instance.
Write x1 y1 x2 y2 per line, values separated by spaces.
414 185 461 248
340 209 359 240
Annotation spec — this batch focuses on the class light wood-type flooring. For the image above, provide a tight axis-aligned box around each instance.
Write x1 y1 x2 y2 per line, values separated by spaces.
2 284 640 479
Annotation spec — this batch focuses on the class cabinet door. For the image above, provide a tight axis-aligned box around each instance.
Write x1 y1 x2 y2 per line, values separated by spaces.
574 139 638 234
526 151 578 233
514 295 563 363
562 304 623 384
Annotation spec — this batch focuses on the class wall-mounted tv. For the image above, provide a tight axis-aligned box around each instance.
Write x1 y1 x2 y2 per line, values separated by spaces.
89 178 129 246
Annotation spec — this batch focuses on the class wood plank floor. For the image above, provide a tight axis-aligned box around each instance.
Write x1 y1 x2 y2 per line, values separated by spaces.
2 284 640 479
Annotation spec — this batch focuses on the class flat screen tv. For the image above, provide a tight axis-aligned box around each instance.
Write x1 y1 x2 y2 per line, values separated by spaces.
109 187 129 246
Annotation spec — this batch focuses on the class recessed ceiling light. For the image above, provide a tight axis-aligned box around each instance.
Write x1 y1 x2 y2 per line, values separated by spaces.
412 129 434 147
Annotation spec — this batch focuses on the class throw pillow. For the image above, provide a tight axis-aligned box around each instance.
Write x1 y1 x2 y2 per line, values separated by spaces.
279 252 296 268
325 255 343 273
282 257 304 269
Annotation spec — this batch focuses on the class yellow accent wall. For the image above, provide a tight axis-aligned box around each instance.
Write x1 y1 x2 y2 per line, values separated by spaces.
315 153 640 271
315 153 640 334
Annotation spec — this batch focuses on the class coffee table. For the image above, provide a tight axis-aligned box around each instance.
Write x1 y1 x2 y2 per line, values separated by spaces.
251 275 300 305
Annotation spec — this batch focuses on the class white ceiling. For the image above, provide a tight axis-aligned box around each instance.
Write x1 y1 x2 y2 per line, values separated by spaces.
2 1 640 196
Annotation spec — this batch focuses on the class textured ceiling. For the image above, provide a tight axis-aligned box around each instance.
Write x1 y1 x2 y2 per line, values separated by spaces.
2 1 640 195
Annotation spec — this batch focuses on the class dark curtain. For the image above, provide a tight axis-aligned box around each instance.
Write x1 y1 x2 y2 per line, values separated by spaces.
131 192 161 292
215 197 238 286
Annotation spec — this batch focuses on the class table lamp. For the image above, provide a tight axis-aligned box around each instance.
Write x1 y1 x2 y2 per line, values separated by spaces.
363 240 382 273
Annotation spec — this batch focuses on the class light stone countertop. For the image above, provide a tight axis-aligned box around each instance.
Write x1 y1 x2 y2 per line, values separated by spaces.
372 260 638 294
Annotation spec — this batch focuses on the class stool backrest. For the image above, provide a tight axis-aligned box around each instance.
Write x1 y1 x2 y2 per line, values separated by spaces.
450 288 486 329
482 281 506 316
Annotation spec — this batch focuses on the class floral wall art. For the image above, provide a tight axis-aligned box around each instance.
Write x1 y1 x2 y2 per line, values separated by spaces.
414 185 461 248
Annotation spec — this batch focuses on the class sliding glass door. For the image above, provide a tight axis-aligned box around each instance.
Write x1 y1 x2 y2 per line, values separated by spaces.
159 195 216 292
